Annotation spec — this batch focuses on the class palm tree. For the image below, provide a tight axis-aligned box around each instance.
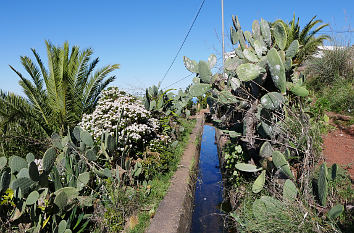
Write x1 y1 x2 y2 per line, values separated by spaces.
274 14 330 65
1 41 119 145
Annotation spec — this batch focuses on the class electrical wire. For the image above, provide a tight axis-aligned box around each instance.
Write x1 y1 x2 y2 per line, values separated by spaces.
163 74 194 89
159 0 206 85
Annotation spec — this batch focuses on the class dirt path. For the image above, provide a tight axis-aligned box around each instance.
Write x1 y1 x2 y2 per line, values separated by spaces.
322 127 354 180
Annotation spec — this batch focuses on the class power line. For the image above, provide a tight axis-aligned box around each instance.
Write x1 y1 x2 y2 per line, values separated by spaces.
163 74 194 89
160 0 206 85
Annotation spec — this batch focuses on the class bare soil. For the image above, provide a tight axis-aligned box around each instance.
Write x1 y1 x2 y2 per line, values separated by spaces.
322 122 354 180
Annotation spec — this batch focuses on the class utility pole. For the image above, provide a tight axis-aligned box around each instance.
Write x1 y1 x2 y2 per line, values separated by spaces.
221 0 225 79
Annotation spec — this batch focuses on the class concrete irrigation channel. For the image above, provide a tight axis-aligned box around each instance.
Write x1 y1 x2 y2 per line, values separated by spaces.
146 112 226 233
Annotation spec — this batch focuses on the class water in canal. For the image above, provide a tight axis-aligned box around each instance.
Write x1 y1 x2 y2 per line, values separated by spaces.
191 125 225 233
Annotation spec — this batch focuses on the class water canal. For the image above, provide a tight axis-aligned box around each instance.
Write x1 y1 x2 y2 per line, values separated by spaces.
190 125 225 233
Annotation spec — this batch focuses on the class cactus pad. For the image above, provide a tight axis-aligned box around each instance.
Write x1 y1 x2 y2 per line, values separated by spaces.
328 204 344 219
80 130 94 147
235 163 262 172
285 40 299 58
189 84 210 97
0 167 11 192
77 172 90 191
260 19 271 46
236 63 265 81
252 170 266 193
9 156 28 174
260 92 284 110
283 179 297 201
273 22 287 50
26 190 39 205
26 153 35 164
267 48 286 93
28 161 40 181
43 147 56 173
54 191 68 211
183 56 198 73
208 54 217 69
318 163 328 206
0 156 7 171
259 142 273 158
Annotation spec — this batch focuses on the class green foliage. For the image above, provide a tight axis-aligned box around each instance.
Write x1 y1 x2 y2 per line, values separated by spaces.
267 48 286 93
0 127 105 232
252 170 266 193
283 179 297 201
0 41 119 158
235 163 262 172
272 151 294 178
318 163 328 206
328 204 344 219
274 14 330 64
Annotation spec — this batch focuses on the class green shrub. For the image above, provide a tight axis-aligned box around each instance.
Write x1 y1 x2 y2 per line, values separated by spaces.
305 45 354 90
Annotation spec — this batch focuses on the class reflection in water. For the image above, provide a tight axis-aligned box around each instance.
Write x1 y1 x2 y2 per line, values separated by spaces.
191 125 225 233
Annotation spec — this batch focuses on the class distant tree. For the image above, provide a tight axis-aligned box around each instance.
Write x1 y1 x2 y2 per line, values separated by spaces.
274 14 330 65
0 41 119 156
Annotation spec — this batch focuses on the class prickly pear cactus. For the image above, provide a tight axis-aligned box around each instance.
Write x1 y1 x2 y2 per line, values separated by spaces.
318 163 328 206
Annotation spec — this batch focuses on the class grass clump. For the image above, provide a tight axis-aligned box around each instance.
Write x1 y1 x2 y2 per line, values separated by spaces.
94 118 196 233
305 44 354 116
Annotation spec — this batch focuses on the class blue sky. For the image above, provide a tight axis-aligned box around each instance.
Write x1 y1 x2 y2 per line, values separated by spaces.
0 0 353 95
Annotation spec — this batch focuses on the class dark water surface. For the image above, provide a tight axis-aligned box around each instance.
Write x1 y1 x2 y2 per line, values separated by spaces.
190 125 225 233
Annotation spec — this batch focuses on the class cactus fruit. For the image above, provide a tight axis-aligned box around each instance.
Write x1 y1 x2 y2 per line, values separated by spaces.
235 163 263 172
318 163 328 206
43 147 56 173
252 170 266 193
283 179 297 201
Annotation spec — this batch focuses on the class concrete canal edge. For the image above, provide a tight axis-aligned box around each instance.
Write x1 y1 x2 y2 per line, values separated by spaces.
146 113 205 233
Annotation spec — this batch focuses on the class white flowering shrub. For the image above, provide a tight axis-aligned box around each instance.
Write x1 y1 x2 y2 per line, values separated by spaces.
79 87 165 154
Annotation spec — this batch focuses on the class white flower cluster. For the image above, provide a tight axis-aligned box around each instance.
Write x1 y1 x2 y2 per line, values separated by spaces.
79 87 165 153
